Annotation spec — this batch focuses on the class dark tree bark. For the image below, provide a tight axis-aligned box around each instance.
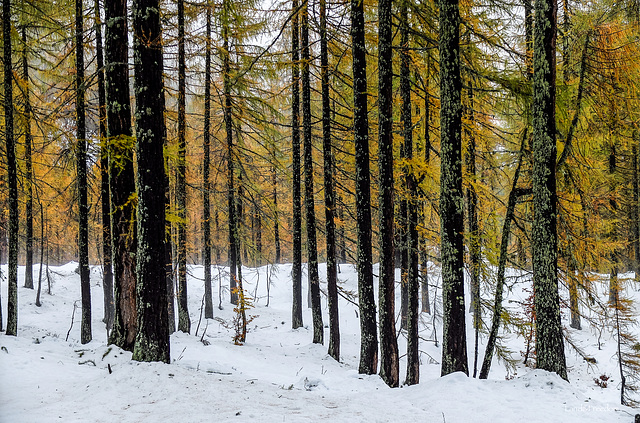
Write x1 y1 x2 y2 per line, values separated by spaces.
76 0 92 345
532 0 567 380
420 68 431 315
35 202 44 307
176 0 191 333
95 0 114 331
22 26 34 290
291 0 303 329
5 0 19 337
633 133 640 278
439 0 468 376
131 0 170 363
300 0 324 345
273 163 281 264
377 0 398 388
351 0 378 375
401 0 419 386
105 0 137 350
203 3 214 320
320 0 339 360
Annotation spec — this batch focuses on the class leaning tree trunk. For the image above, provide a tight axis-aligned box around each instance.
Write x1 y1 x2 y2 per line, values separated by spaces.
22 26 34 290
76 0 92 345
5 0 19 337
351 0 378 375
320 0 339 360
203 3 214 320
377 0 399 388
131 0 171 364
176 0 191 334
95 0 114 331
291 0 303 329
105 0 137 351
532 0 567 380
439 0 468 376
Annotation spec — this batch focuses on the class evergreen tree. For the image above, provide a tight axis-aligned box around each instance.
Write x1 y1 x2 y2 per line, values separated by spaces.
131 0 170 363
532 0 567 380
439 0 468 376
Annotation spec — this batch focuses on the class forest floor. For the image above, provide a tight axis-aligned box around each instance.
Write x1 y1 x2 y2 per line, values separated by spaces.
0 261 639 422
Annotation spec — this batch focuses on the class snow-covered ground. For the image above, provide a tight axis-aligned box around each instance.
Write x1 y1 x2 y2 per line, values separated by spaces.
1 261 638 422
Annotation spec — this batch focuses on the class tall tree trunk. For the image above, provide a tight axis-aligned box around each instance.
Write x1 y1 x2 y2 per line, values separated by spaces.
320 0 339 360
300 2 324 345
5 0 19 337
378 0 398 387
95 0 114 331
223 0 238 306
351 0 378 375
532 0 567 380
76 0 92 345
439 0 468 376
608 145 619 303
633 133 640 279
273 163 281 264
22 25 34 290
291 0 303 329
401 1 419 386
203 3 214 320
105 0 137 350
465 81 481 378
176 0 191 334
421 67 431 315
131 0 170 363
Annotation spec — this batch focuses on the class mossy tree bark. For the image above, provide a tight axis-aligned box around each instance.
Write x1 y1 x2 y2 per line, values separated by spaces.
131 0 171 363
105 0 137 351
351 0 378 376
439 0 469 376
76 0 92 345
291 0 303 329
532 0 567 380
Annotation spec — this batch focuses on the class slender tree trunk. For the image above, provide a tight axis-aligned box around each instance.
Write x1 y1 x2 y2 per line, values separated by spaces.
36 202 44 307
351 0 378 375
175 0 191 334
22 25 34 290
401 1 419 386
439 0 468 376
203 3 213 320
291 0 303 328
95 0 114 331
105 0 137 350
421 67 431 315
568 262 581 330
131 0 170 363
377 0 399 387
5 0 19 337
532 0 567 380
76 0 92 345
633 133 640 279
320 0 339 360
273 163 281 264
300 2 324 344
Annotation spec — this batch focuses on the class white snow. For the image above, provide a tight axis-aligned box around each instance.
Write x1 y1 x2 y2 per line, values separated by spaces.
0 261 638 422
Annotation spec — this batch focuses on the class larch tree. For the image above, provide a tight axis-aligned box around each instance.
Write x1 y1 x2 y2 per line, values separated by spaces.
320 0 340 361
351 0 377 375
378 0 399 388
176 0 191 334
94 0 114 330
75 0 92 345
439 0 468 376
106 0 137 351
21 23 33 290
202 1 214 320
532 0 567 380
291 0 303 329
300 0 324 345
131 0 170 363
5 0 19 337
